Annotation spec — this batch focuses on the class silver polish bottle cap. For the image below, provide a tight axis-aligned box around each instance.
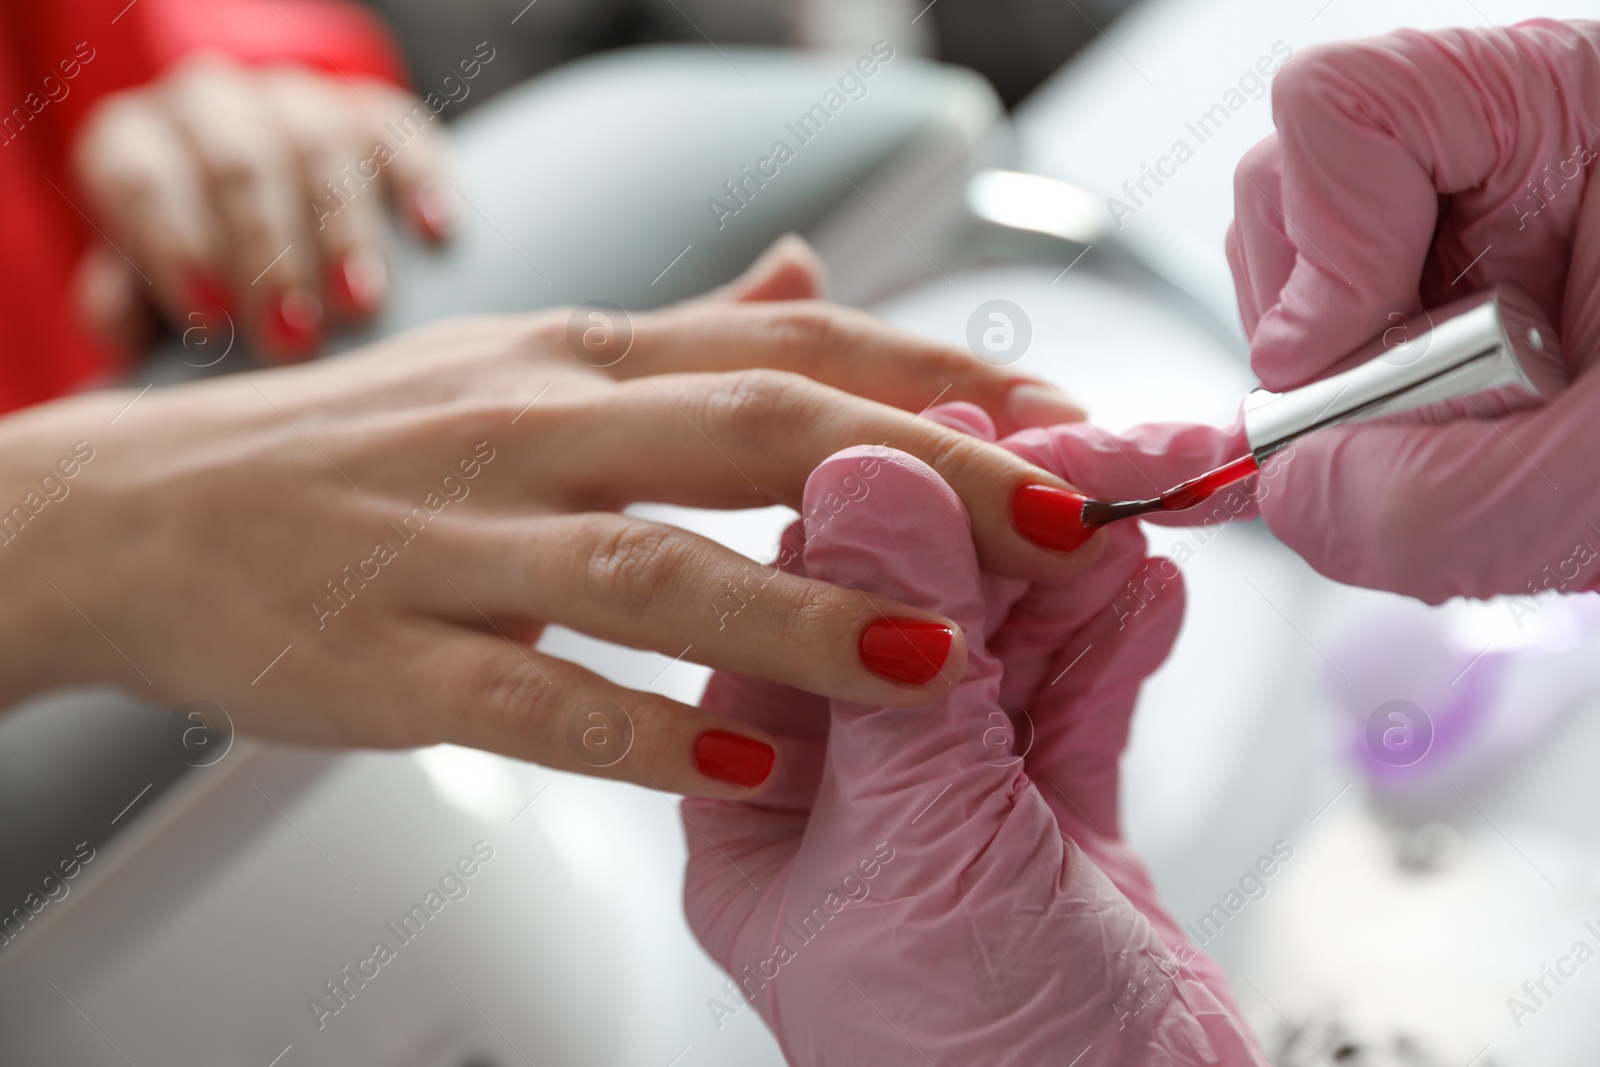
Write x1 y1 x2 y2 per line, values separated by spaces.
1243 284 1567 459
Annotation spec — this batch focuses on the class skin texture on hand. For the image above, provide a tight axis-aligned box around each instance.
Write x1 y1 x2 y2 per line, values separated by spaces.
1222 20 1600 602
0 237 1092 799
71 52 453 361
683 425 1268 1065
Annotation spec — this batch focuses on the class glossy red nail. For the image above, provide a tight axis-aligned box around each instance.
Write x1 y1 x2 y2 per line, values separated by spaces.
326 246 387 319
1011 483 1093 553
261 286 323 362
409 178 454 242
859 618 954 686
693 731 776 788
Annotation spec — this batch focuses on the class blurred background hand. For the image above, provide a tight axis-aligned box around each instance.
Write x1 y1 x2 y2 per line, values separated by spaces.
71 52 453 362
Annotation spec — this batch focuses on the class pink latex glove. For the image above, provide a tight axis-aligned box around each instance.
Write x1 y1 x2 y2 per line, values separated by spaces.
1217 20 1600 602
682 425 1268 1064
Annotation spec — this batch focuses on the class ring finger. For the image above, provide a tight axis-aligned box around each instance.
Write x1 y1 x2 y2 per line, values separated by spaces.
428 511 970 706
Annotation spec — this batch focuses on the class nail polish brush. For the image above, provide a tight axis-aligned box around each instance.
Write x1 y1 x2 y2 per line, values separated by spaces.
1079 284 1567 527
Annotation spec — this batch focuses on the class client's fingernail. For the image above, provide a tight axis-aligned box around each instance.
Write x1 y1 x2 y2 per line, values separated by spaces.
1011 484 1093 553
693 731 776 788
262 286 323 362
859 618 954 686
183 271 232 316
409 178 455 242
326 246 387 319
1007 381 1085 427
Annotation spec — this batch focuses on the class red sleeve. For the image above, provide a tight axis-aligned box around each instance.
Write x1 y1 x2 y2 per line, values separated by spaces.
7 0 408 145
0 0 409 414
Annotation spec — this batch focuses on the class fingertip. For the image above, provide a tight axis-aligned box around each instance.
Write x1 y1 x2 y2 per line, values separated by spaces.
1009 483 1094 554
259 286 323 362
714 233 830 304
1004 380 1086 429
858 617 962 690
751 233 829 300
325 245 388 320
691 727 781 796
183 270 234 319
408 176 455 243
922 401 997 440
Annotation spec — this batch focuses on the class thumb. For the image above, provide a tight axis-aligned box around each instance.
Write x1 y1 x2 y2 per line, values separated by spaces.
800 446 1018 852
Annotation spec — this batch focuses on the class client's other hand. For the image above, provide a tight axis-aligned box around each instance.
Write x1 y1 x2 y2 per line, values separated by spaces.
72 52 453 360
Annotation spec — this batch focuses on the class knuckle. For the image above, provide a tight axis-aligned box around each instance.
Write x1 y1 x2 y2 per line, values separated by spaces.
769 579 837 647
699 368 818 450
915 423 986 484
471 650 562 749
577 518 688 614
763 305 851 369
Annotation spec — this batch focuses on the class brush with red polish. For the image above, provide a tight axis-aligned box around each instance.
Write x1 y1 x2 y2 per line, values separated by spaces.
1072 284 1567 531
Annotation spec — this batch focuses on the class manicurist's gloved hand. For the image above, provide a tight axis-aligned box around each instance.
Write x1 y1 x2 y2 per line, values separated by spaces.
1220 20 1600 602
682 426 1267 1064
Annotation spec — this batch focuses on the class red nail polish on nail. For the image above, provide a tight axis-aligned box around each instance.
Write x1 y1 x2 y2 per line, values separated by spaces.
262 287 323 362
693 731 776 788
184 272 232 317
1011 483 1093 553
409 179 454 242
859 618 954 687
327 247 387 318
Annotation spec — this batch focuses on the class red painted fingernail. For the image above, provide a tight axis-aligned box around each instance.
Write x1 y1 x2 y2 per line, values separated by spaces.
693 731 776 788
326 246 387 319
1011 483 1093 553
409 178 454 242
859 618 954 686
261 286 323 362
183 271 232 317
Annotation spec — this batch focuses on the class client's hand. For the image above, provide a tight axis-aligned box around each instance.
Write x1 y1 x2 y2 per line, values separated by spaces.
0 239 1093 799
682 427 1267 1063
72 52 453 360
